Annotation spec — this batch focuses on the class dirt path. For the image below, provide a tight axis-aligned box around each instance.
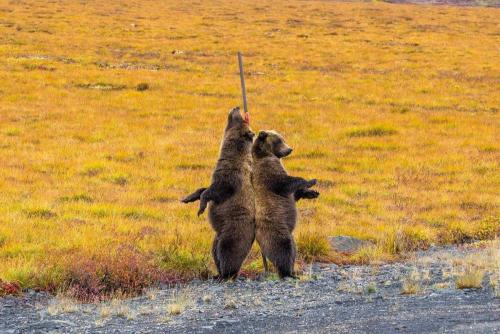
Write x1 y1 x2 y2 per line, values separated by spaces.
1 245 498 333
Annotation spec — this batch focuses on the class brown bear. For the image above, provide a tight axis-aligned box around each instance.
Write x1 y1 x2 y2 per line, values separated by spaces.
252 130 318 278
182 107 255 280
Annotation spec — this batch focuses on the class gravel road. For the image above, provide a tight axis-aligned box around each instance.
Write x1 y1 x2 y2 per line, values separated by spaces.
1 245 498 334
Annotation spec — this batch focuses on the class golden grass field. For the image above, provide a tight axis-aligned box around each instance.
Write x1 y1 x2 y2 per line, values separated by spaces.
0 0 498 299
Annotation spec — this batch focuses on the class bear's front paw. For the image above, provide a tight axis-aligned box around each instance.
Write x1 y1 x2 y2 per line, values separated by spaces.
181 196 192 203
306 179 317 188
197 207 206 216
303 189 319 199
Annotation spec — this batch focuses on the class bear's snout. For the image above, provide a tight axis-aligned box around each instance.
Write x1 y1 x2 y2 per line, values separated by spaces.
280 147 293 158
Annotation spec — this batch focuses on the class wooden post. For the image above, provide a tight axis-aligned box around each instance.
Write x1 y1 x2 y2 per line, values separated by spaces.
237 52 248 115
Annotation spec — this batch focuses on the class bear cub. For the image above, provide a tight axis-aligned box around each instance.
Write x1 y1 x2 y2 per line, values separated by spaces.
252 130 319 278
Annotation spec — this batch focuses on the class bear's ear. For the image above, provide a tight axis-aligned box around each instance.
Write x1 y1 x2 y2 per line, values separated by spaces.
258 131 268 141
227 107 243 129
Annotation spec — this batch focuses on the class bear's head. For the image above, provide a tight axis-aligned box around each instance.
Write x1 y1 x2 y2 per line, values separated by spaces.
252 130 293 159
223 107 255 152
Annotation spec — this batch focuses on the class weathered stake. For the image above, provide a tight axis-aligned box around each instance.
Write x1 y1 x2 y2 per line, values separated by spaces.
237 52 248 115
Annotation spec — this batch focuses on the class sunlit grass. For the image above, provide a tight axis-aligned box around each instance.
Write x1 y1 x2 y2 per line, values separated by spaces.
0 0 498 297
455 268 484 289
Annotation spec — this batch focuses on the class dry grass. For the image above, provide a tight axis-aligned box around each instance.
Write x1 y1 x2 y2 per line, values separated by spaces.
296 227 332 262
455 267 485 289
298 264 319 282
46 296 79 315
224 298 238 310
432 282 452 289
401 267 423 294
145 288 159 301
0 0 498 297
491 273 500 298
99 298 136 320
401 279 422 295
448 240 498 290
166 289 192 316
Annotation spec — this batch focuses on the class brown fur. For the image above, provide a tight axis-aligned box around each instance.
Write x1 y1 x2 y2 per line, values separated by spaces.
252 130 317 278
182 107 255 280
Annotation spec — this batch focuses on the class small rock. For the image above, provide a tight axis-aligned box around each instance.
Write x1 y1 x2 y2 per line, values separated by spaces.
328 236 374 254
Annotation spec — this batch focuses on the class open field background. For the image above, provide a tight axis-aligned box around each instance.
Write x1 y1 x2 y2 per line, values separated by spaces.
0 0 498 299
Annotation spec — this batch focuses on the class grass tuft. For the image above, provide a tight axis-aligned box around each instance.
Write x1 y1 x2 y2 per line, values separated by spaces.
24 208 57 219
401 279 421 295
76 82 126 91
224 299 237 310
60 193 93 203
166 290 192 315
382 225 432 255
136 83 149 91
109 174 128 186
455 267 484 289
346 126 397 138
296 230 331 262
47 296 79 315
81 163 105 177
365 282 377 294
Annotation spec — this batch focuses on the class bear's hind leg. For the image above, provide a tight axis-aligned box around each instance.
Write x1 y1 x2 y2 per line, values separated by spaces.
268 236 296 279
217 235 252 280
211 236 221 279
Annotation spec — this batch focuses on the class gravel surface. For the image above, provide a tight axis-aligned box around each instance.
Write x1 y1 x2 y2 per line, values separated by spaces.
1 245 498 333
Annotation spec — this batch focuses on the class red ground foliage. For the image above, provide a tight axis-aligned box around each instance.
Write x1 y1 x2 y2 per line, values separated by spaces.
62 246 183 301
0 280 21 296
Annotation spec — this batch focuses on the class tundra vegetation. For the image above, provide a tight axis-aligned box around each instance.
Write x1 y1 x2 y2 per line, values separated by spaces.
0 0 498 300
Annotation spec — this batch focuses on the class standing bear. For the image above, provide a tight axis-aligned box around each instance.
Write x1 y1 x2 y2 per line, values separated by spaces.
182 107 255 280
252 130 318 278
